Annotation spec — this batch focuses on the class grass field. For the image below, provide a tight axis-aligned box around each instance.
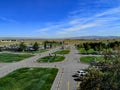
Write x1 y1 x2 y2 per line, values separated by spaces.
78 47 114 54
0 68 58 90
54 50 70 54
78 48 86 54
0 53 33 62
77 48 97 54
26 49 48 53
38 49 48 53
80 56 105 63
38 56 65 63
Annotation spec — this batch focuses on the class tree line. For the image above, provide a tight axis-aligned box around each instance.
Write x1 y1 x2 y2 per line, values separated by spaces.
0 41 63 52
76 41 120 51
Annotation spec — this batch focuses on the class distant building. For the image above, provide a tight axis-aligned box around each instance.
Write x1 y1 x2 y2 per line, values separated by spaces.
0 39 17 42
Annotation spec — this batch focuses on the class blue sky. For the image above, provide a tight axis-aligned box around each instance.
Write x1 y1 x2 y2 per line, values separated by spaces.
0 0 120 38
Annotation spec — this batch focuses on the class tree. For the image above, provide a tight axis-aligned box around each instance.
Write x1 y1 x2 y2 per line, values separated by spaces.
84 43 91 51
19 42 26 51
50 43 52 48
79 46 120 90
44 41 47 49
80 68 104 90
33 42 39 51
0 47 2 52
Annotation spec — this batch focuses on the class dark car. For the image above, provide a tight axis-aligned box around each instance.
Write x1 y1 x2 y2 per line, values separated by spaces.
74 76 83 81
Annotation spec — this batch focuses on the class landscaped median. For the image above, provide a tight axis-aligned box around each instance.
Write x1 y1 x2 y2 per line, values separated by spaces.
26 49 48 53
0 53 33 62
54 50 70 54
77 48 99 54
0 68 58 90
80 56 105 63
37 56 65 63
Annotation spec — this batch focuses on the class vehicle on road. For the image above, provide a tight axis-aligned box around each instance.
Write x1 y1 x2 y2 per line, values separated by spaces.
72 70 87 77
74 76 83 81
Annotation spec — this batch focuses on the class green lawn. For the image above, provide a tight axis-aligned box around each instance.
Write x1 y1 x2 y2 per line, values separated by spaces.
38 56 65 63
0 53 33 62
34 49 48 53
0 68 58 90
39 49 48 53
78 48 96 54
26 49 48 53
80 56 105 63
54 50 70 54
87 49 95 54
78 47 114 54
78 48 86 54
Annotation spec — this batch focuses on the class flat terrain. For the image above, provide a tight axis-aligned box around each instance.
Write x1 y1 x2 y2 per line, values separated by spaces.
26 49 48 53
54 50 70 54
0 53 33 62
0 46 89 90
37 56 65 63
0 68 58 90
80 56 104 63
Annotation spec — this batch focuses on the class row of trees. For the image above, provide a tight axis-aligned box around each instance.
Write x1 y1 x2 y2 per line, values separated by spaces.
0 41 63 52
76 41 120 51
19 41 61 51
18 42 39 51
0 42 39 52
43 41 63 49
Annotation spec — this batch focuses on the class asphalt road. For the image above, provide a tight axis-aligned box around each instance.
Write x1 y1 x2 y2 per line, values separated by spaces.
51 46 89 90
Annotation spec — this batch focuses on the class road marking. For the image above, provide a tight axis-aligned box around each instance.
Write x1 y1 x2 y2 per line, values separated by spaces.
67 80 70 90
76 81 79 90
57 87 60 90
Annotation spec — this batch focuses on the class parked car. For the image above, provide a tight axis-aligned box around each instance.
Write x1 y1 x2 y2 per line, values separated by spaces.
74 76 83 81
72 70 87 77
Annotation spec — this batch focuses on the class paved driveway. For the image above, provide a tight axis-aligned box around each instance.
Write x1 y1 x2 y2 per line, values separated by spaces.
51 46 89 90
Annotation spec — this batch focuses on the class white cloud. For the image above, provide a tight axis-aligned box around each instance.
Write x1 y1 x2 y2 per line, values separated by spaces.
57 23 98 35
0 16 16 23
68 18 83 25
37 27 50 32
95 7 120 17
36 24 63 32
35 6 120 37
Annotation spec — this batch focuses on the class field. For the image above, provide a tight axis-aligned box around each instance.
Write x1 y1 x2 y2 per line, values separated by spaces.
80 56 105 63
38 56 65 62
26 49 48 53
0 53 33 62
0 68 58 90
54 50 70 54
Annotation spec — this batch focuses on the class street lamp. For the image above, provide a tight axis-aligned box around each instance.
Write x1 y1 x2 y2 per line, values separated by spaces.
104 43 108 63
106 43 108 53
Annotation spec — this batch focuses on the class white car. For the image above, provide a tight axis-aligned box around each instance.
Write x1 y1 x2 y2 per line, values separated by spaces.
72 70 87 77
77 70 87 76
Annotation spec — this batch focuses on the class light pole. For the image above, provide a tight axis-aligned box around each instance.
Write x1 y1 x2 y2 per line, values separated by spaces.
105 42 108 63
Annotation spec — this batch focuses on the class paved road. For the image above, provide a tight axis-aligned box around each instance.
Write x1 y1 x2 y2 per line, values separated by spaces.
51 46 89 90
0 46 89 90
